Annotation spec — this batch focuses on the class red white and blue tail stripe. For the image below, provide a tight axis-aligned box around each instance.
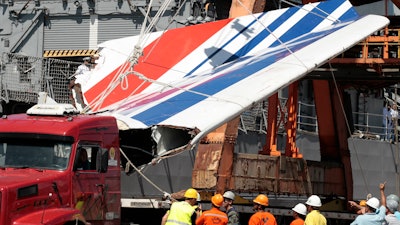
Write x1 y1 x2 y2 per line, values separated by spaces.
81 0 389 154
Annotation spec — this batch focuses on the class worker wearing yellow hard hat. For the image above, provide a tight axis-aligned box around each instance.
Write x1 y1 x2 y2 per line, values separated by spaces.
165 188 201 225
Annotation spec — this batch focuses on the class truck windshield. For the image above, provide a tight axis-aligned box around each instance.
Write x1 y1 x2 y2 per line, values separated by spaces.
0 140 72 170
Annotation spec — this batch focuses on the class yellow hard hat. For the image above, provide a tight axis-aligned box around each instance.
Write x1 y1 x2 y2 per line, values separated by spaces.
253 194 269 206
359 200 367 206
211 194 224 207
184 188 198 199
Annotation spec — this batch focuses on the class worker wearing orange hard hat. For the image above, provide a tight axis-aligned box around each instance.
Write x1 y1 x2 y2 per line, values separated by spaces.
349 199 367 215
165 188 201 225
248 194 277 225
196 193 228 225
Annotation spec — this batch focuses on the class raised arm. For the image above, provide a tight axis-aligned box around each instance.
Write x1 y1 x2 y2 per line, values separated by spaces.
380 182 386 207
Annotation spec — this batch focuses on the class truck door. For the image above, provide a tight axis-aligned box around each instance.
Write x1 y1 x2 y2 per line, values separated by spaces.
72 143 108 221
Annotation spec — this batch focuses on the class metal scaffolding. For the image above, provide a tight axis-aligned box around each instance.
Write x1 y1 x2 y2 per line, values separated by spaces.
0 52 79 105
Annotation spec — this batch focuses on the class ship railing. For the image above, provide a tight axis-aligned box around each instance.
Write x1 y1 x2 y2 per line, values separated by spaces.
0 52 80 106
297 100 318 133
353 111 400 141
239 98 398 143
239 98 318 135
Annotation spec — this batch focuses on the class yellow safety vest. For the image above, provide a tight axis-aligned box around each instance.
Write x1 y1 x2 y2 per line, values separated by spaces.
165 201 195 225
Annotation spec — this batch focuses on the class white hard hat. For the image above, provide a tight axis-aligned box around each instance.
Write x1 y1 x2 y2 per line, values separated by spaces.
387 194 400 203
292 203 307 215
223 191 235 200
387 199 399 213
306 195 322 207
196 193 201 202
366 197 380 210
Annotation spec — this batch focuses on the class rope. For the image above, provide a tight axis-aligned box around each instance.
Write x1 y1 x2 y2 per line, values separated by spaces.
328 62 370 196
139 1 187 63
87 0 337 112
151 143 196 164
113 70 244 112
81 0 372 200
85 0 185 112
234 0 341 70
83 0 346 114
132 71 238 103
129 0 175 67
120 147 170 197
280 0 340 23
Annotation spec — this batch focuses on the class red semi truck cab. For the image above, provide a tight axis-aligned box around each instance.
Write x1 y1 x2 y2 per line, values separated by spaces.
0 104 121 225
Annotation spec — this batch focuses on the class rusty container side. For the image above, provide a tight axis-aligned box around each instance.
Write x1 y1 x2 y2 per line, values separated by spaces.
308 162 347 197
232 153 312 195
231 153 279 192
278 156 312 194
192 143 223 189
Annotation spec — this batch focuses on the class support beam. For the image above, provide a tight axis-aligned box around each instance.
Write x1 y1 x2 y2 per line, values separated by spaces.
285 82 302 158
313 80 353 201
261 93 280 156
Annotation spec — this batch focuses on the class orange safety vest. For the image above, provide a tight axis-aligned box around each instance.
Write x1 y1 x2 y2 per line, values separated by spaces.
290 218 305 225
248 211 277 225
196 207 228 225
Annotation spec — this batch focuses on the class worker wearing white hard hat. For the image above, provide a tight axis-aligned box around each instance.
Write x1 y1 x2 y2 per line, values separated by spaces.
387 194 400 203
222 191 240 225
223 191 235 201
193 193 202 216
350 183 387 225
350 197 385 225
293 203 307 216
377 182 400 224
290 203 306 225
366 197 380 210
385 193 400 221
385 199 399 224
304 195 326 225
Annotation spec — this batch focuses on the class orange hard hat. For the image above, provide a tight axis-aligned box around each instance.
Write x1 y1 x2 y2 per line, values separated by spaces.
253 194 269 206
211 194 224 207
359 200 367 206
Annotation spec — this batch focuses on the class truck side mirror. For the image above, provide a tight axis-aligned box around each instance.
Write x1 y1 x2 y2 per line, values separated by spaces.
96 148 108 173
